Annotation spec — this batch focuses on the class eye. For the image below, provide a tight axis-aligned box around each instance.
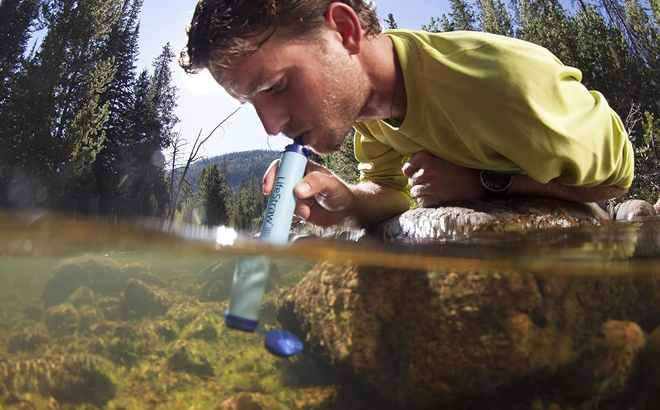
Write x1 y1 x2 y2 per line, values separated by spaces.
265 78 286 95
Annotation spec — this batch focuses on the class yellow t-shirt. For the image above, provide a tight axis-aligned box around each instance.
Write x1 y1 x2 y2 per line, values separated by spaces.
353 30 635 201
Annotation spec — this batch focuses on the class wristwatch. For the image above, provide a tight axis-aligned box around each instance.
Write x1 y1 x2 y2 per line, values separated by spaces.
479 170 514 198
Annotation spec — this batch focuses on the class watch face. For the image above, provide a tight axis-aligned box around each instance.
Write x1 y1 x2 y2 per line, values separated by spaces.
480 171 514 193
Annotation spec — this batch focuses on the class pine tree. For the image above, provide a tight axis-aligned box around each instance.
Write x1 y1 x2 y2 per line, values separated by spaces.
198 163 229 226
0 0 40 107
94 0 143 213
384 13 398 29
477 0 513 36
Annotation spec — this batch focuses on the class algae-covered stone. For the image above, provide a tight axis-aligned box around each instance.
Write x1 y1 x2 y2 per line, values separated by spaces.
167 340 214 378
214 392 292 410
558 320 646 404
42 257 125 306
68 286 95 307
8 329 49 353
0 354 116 405
277 260 660 408
122 278 170 318
44 304 79 336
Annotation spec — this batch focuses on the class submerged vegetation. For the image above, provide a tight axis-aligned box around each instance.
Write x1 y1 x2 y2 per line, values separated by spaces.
0 254 388 409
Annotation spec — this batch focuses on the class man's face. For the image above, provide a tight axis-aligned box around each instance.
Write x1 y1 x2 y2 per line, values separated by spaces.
208 30 368 154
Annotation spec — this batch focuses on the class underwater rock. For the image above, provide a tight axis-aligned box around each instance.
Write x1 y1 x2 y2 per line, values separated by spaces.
68 286 95 307
199 259 282 303
44 304 79 336
214 392 291 410
0 354 116 405
639 326 660 409
167 340 214 378
557 320 645 405
8 329 49 353
614 199 657 221
122 278 170 318
377 198 611 240
214 392 263 410
42 256 160 307
277 261 660 408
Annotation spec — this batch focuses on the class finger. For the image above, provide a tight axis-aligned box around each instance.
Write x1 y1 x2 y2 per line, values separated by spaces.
402 151 429 177
262 159 281 195
408 168 428 187
294 172 351 212
305 160 333 175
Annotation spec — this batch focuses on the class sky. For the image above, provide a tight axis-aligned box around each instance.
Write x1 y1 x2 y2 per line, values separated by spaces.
136 0 449 161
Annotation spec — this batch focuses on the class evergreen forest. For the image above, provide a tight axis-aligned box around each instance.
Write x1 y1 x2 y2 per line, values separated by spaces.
0 0 658 231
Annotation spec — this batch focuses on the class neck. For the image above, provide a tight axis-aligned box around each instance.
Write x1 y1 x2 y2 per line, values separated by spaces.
356 34 407 122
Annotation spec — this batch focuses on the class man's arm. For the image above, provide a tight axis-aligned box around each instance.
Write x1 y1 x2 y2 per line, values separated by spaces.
509 174 628 202
402 151 628 207
263 160 409 228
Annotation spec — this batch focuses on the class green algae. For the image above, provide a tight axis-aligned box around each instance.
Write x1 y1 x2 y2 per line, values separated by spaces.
0 254 343 410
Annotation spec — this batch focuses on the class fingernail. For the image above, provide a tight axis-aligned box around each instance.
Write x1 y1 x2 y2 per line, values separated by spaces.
296 182 311 196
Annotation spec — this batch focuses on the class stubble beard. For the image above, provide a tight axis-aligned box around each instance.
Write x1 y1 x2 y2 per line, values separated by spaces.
311 50 366 155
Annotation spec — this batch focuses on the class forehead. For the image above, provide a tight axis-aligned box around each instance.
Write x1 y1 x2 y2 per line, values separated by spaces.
207 32 323 101
206 35 288 99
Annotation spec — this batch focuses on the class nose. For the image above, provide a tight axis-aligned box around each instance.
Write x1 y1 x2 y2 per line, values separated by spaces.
254 101 289 136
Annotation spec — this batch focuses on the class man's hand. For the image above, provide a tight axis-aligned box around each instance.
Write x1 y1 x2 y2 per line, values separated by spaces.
263 160 353 227
402 151 484 207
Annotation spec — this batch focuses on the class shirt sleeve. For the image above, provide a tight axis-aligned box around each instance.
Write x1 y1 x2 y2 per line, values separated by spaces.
353 124 412 202
467 42 635 189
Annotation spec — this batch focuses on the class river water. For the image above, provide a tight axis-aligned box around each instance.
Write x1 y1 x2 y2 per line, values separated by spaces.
0 210 659 409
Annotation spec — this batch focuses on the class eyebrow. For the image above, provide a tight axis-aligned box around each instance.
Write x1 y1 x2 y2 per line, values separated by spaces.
246 71 282 100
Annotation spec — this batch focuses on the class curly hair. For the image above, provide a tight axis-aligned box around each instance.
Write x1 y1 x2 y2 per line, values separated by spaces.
179 0 381 73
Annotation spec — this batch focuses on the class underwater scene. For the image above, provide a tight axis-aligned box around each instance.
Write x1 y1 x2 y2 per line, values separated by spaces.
1 210 660 410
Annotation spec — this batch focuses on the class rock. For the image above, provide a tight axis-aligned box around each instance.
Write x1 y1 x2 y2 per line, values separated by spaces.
639 326 660 409
122 278 169 318
0 354 116 405
214 392 290 410
68 286 95 307
167 340 214 378
8 329 49 353
214 393 263 410
277 261 660 408
377 198 611 240
42 256 161 307
614 199 657 221
557 320 645 404
654 198 660 215
44 304 79 336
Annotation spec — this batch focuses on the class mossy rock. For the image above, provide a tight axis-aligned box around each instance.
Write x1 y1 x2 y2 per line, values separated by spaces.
151 320 178 342
0 354 116 406
8 329 49 353
42 257 161 307
122 278 170 318
42 257 125 306
167 340 214 378
68 286 95 307
43 304 79 336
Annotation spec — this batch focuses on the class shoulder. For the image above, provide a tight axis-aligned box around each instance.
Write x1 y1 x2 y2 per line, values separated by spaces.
385 29 560 63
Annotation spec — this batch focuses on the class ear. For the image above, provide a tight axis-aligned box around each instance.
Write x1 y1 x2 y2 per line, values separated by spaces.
325 2 363 54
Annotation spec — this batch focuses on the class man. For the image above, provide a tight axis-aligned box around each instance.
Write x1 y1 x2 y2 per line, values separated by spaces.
180 0 634 228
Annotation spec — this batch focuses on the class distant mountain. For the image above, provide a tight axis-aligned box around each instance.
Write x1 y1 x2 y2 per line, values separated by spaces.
185 150 280 192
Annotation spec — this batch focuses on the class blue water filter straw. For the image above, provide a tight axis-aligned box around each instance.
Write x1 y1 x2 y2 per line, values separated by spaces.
225 138 311 357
